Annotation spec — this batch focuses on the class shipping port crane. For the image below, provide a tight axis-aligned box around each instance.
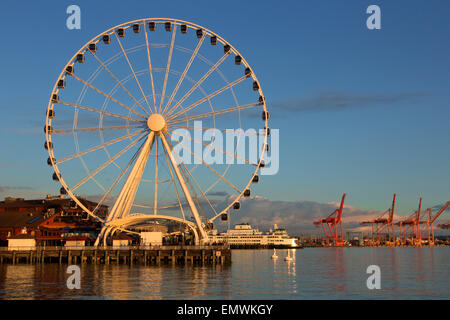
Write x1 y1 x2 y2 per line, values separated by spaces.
396 211 418 246
313 193 346 246
361 193 396 246
420 201 450 246
395 197 423 246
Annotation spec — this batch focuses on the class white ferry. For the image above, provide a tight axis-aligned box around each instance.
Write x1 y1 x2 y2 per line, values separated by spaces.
208 223 300 248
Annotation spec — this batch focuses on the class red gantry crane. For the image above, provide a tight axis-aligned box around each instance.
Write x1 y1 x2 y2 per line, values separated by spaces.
395 197 424 246
361 193 396 246
419 201 450 246
313 194 346 246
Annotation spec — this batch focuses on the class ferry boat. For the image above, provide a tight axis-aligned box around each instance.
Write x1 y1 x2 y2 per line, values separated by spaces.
208 223 300 248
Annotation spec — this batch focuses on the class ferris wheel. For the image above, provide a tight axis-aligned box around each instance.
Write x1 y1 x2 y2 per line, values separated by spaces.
44 18 269 245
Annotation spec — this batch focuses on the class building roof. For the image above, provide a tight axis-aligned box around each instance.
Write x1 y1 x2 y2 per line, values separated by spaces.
0 197 108 230
0 210 46 228
0 197 105 210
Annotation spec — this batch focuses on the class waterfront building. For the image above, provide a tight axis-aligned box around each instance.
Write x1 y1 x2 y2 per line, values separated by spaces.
7 233 36 250
0 196 108 246
64 237 91 248
112 236 133 248
140 232 163 246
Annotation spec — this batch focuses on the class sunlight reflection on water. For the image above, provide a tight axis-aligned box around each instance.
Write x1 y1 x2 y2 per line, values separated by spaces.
0 247 448 299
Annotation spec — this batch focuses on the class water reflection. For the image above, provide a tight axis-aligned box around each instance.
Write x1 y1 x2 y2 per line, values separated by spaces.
0 248 448 299
0 263 233 300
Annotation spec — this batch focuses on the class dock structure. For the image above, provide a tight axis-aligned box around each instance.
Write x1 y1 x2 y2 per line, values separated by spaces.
0 245 231 265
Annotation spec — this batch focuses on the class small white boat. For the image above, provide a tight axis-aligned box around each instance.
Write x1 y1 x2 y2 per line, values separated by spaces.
284 250 293 262
271 248 278 259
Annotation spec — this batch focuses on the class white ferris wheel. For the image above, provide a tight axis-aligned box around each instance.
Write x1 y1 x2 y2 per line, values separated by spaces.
44 18 270 245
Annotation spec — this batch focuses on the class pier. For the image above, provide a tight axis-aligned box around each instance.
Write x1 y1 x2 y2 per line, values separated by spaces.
0 245 231 265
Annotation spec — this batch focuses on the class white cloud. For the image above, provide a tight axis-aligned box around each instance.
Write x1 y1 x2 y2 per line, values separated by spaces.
225 195 383 235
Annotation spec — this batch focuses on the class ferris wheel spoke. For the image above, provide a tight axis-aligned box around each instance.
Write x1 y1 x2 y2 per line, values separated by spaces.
166 128 254 165
57 100 145 123
168 75 248 121
210 209 231 222
56 129 146 165
165 53 230 117
159 132 208 240
144 25 158 112
159 27 177 114
70 72 147 120
170 124 262 136
91 136 146 216
87 51 150 117
115 33 153 114
162 35 205 115
202 163 234 196
106 132 155 222
165 130 241 193
175 146 207 219
161 139 186 221
133 203 184 210
168 102 260 124
178 159 219 217
51 124 145 134
179 164 207 219
72 131 148 192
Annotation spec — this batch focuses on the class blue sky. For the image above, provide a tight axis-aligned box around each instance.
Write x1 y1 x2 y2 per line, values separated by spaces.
0 0 449 226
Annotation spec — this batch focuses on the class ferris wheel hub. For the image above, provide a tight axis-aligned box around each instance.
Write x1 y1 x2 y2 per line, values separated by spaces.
147 113 166 132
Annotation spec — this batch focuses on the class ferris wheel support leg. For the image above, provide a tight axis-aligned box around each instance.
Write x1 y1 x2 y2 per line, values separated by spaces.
94 228 106 247
93 225 112 247
95 132 155 247
160 133 209 243
109 132 155 222
103 227 111 246
103 227 119 246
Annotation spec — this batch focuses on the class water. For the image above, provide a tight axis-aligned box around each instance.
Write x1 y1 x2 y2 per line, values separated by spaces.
0 247 449 299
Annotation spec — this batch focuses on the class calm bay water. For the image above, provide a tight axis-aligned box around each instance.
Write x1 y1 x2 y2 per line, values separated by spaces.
0 247 449 299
